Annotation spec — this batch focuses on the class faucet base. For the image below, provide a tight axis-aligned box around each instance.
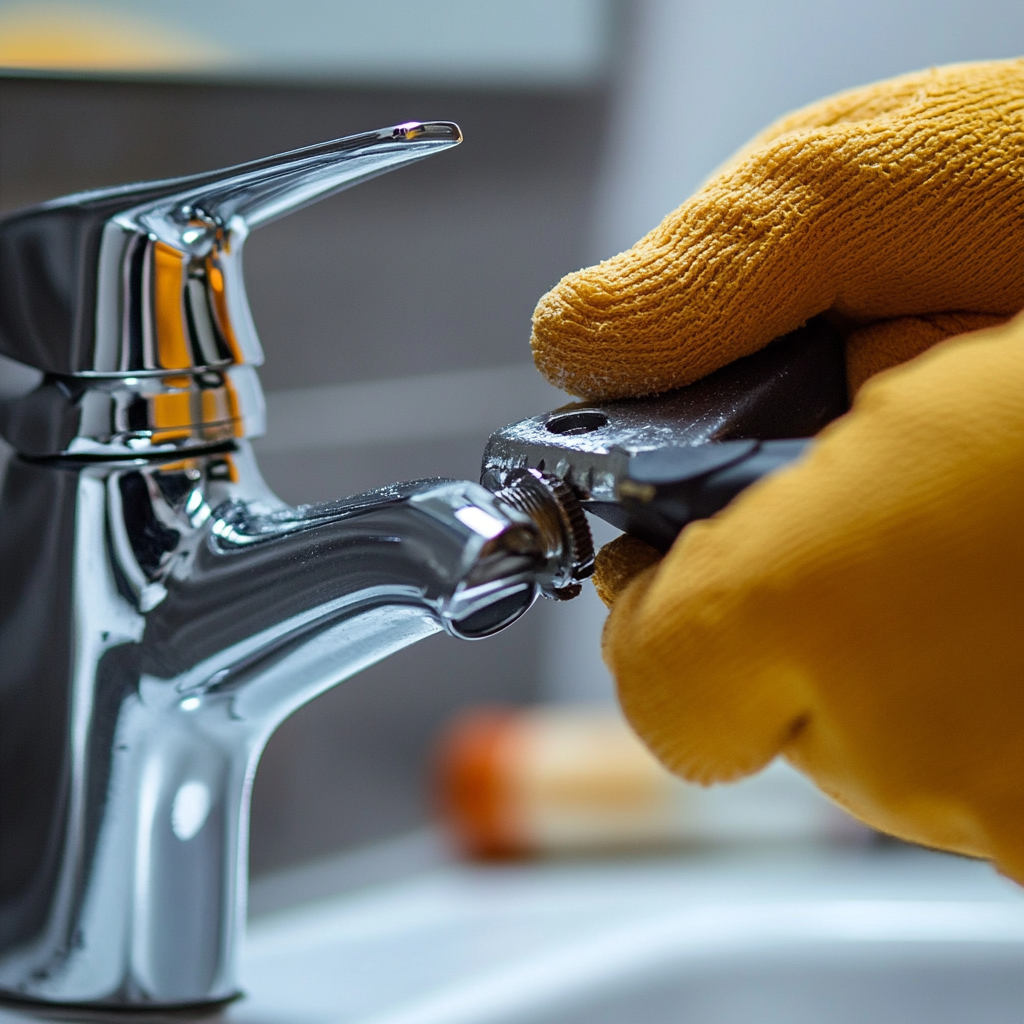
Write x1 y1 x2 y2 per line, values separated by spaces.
0 991 238 1023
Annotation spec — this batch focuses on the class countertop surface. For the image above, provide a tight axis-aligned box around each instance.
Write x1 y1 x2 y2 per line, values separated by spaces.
235 843 1023 1024
2 843 1021 1024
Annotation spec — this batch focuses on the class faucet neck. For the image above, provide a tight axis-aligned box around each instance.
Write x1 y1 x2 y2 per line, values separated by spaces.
0 446 549 1007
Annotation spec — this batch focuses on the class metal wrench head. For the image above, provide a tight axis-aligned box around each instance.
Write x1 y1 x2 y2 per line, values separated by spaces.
481 320 849 561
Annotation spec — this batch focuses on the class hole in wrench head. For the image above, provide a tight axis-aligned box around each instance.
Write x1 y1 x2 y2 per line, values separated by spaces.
544 410 608 436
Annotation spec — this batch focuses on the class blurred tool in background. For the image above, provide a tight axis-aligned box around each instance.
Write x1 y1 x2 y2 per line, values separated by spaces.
435 706 866 859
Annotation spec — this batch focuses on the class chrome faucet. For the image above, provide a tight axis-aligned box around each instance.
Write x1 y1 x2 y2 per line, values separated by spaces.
0 124 592 1011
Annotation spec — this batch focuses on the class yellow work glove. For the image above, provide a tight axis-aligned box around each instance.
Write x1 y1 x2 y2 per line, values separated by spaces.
530 60 1024 881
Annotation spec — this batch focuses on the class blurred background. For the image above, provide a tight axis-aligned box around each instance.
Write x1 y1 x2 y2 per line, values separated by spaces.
2 0 1022 883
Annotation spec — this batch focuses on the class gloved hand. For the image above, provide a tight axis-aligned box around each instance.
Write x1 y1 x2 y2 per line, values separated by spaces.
530 60 1024 881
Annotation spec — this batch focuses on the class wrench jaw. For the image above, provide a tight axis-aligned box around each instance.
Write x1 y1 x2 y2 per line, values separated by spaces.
482 320 850 559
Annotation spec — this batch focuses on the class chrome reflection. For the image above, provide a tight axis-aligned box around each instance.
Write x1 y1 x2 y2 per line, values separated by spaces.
0 442 552 1007
0 121 462 456
0 122 564 1013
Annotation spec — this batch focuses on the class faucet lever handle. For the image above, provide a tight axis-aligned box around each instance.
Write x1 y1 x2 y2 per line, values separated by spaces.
0 122 461 378
129 121 462 246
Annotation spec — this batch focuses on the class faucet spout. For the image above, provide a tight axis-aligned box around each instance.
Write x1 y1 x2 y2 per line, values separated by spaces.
140 471 541 687
0 443 551 1008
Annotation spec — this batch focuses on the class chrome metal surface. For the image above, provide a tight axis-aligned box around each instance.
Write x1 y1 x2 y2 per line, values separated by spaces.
0 443 562 1008
492 469 594 599
0 365 266 459
0 122 589 1012
0 121 461 457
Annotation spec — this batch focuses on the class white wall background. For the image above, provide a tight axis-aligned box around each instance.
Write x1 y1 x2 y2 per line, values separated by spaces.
538 0 1024 704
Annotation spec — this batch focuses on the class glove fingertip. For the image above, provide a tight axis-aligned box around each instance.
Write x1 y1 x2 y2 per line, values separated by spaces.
592 534 662 608
530 266 632 398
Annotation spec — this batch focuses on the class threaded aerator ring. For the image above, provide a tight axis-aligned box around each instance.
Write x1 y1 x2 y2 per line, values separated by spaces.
492 468 594 599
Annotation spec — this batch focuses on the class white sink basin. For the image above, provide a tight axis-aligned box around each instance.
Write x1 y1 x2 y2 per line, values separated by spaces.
233 846 1024 1024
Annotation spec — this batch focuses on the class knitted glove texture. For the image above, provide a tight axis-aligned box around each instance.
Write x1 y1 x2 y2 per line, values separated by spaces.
597 318 1024 882
531 60 1024 399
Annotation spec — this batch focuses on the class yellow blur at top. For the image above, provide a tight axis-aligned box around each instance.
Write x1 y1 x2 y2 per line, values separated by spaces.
531 60 1024 882
0 4 227 73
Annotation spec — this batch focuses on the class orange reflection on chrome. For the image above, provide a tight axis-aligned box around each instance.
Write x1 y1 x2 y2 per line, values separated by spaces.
199 384 235 425
205 256 244 364
150 387 192 442
152 242 192 370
